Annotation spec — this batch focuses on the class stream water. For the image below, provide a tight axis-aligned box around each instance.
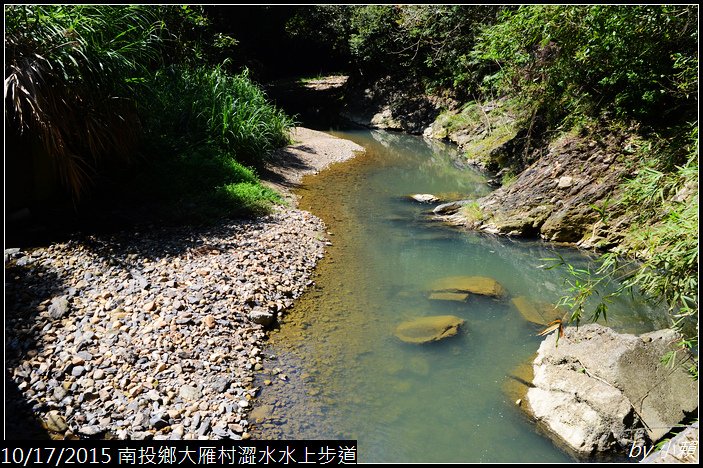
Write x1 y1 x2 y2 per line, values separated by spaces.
252 128 669 462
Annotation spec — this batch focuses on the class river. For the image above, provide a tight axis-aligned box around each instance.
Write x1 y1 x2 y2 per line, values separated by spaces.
251 128 668 462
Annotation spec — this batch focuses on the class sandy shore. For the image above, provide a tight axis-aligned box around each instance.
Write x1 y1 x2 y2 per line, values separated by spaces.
262 127 364 205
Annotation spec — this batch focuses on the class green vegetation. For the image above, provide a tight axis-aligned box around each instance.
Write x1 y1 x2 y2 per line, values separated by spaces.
459 202 484 224
141 64 293 165
5 5 163 199
557 125 698 323
5 5 292 224
500 171 517 187
478 6 697 349
286 5 500 95
471 6 697 363
473 6 698 124
125 147 282 223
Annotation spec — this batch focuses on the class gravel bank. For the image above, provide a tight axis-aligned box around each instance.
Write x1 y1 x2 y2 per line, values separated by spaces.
262 127 365 204
5 127 364 440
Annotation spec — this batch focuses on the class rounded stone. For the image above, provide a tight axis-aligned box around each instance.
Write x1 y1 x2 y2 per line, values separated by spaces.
44 410 68 433
394 315 465 344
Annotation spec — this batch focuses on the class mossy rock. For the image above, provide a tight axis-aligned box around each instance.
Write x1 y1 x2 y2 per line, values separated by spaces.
511 296 564 326
394 315 465 344
430 276 506 298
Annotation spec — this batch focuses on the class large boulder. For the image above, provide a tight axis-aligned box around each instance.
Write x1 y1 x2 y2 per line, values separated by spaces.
525 324 698 456
394 315 465 344
430 276 506 298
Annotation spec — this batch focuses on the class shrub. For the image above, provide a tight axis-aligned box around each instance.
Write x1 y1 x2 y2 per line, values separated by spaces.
473 5 698 124
5 5 164 199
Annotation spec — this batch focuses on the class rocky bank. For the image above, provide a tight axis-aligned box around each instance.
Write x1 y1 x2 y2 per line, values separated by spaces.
524 324 697 458
4 127 363 440
341 80 655 252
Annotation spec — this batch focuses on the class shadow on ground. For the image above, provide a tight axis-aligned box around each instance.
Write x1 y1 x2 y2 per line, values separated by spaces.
5 262 68 440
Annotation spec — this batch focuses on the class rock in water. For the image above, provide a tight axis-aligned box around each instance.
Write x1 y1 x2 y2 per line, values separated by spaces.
430 276 506 298
433 200 469 215
525 324 698 456
428 292 469 302
394 315 465 344
249 404 274 423
511 296 564 326
408 194 439 203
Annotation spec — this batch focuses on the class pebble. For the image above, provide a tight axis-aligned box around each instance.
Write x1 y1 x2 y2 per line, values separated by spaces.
78 425 103 437
203 315 216 329
196 418 211 437
48 296 70 320
249 308 275 327
44 411 68 433
150 415 170 430
170 424 185 440
4 209 326 440
179 385 201 401
53 387 67 401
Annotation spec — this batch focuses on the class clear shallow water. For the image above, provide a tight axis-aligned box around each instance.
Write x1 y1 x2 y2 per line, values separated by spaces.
252 129 669 462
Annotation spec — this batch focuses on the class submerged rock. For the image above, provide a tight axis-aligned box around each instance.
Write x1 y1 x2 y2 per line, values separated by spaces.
249 404 274 423
394 315 465 344
428 292 469 302
525 324 698 456
503 360 535 405
429 276 506 298
511 296 564 326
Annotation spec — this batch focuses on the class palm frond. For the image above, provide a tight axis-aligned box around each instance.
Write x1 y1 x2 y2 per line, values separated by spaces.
5 4 161 199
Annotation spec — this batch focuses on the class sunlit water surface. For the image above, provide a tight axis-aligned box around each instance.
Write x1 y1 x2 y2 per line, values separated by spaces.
252 129 668 463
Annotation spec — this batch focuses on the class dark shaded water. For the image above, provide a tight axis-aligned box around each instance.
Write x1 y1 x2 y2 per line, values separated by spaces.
252 129 668 462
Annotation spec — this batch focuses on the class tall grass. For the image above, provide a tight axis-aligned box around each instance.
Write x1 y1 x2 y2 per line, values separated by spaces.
5 5 163 199
6 5 294 220
129 63 294 221
142 64 294 166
